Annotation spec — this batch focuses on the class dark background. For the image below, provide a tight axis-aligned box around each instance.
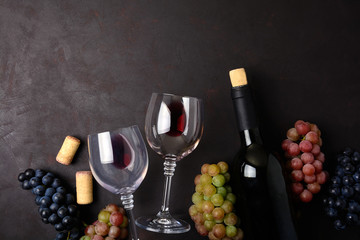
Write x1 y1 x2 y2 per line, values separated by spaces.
1 0 360 239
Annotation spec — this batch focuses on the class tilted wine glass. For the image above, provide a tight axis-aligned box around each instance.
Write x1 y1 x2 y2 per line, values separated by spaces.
136 93 204 234
88 125 148 240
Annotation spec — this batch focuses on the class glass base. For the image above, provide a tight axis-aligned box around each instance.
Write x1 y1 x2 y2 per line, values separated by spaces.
135 213 190 234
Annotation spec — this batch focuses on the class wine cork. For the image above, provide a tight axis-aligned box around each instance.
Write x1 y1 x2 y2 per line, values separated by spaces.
56 136 80 165
229 68 248 87
76 171 93 204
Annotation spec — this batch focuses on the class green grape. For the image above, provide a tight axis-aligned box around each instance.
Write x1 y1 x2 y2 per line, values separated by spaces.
195 199 204 212
211 193 224 207
226 193 236 204
225 185 232 193
189 205 198 217
80 236 91 240
192 192 203 204
226 225 238 237
221 200 234 214
200 174 212 185
203 212 214 221
195 183 204 193
203 184 216 197
208 164 220 176
223 172 231 182
212 174 226 187
203 195 211 201
216 186 227 197
212 207 225 221
224 212 238 226
98 210 111 223
217 161 229 174
204 220 216 231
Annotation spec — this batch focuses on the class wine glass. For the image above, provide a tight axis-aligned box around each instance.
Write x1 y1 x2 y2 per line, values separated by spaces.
88 125 148 240
136 93 204 234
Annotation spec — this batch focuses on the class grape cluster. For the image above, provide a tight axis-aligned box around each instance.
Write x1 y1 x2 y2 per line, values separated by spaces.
323 147 360 230
189 162 244 240
79 203 129 240
18 168 81 240
281 120 328 202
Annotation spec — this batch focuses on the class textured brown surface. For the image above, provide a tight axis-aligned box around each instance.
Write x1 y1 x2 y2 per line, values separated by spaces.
1 0 360 239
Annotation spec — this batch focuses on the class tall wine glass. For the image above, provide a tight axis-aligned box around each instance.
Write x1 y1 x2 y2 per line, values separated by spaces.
136 93 204 234
88 125 148 240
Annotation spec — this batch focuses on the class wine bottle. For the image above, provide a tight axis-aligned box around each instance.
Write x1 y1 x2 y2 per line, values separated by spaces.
229 68 297 240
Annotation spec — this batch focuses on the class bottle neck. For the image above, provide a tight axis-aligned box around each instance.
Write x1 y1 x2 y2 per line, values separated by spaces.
231 85 262 146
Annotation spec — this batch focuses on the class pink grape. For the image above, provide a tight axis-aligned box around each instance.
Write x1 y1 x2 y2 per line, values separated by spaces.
195 224 209 236
318 137 323 146
288 143 300 156
105 204 119 213
194 174 201 185
95 221 109 236
307 182 321 194
305 131 319 144
287 128 300 141
291 170 304 182
311 144 321 156
301 152 314 164
316 171 327 184
290 158 303 170
313 160 323 173
299 189 313 202
281 139 293 151
310 123 321 136
302 163 315 176
291 182 304 195
212 224 226 239
295 120 311 135
84 225 96 236
317 152 325 163
92 235 104 240
304 174 316 184
109 212 124 226
299 140 313 153
108 226 121 238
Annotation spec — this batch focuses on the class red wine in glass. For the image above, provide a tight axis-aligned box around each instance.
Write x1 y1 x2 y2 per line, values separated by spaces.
167 101 186 137
111 134 132 169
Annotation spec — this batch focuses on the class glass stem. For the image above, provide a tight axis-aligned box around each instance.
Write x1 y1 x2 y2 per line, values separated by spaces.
158 156 177 217
121 193 139 240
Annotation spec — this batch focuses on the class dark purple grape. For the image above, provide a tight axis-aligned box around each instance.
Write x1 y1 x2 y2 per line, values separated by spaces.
54 222 65 231
67 205 77 216
52 192 65 204
352 152 360 163
353 172 360 183
344 164 355 175
40 208 52 218
55 232 67 240
329 186 341 196
62 216 75 228
42 175 54 186
24 169 35 179
35 169 47 178
45 187 56 197
35 195 42 206
348 200 360 213
33 185 46 195
57 206 68 218
52 178 62 188
341 156 351 166
335 167 345 177
341 186 354 198
21 180 31 190
334 219 346 230
331 176 342 186
335 198 347 209
50 203 60 213
56 186 67 194
70 228 81 238
29 177 42 188
18 172 26 182
343 175 354 186
326 207 338 217
327 197 336 207
48 213 60 224
354 183 360 192
40 196 52 207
